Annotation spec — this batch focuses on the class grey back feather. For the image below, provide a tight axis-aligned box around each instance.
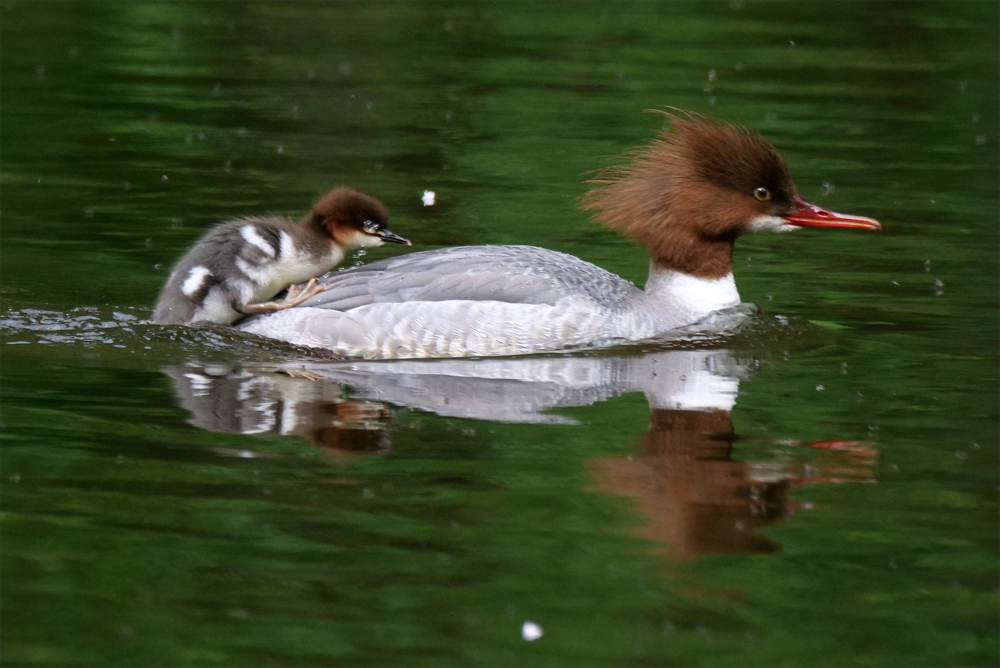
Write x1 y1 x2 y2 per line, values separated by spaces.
291 245 641 312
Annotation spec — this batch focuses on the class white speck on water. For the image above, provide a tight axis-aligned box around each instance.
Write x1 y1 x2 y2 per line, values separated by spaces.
821 181 835 196
766 295 773 301
789 39 796 46
521 621 543 641
306 68 315 79
36 64 46 79
154 264 163 270
891 280 899 286
8 474 20 483
815 385 825 391
958 80 967 93
841 362 848 374
84 208 94 217
362 487 375 499
934 278 945 296
708 95 716 105
276 146 283 154
955 450 967 460
924 259 931 272
975 135 987 146
970 442 980 450
161 174 168 181
929 199 936 205
198 132 205 141
707 69 716 82
422 190 436 206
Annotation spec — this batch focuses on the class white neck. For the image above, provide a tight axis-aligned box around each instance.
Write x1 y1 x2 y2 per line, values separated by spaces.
642 263 740 323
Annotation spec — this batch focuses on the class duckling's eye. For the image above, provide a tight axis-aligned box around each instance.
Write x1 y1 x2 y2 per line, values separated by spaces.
362 220 379 234
753 187 771 202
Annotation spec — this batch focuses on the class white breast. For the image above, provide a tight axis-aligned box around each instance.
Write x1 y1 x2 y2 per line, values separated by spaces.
238 233 343 304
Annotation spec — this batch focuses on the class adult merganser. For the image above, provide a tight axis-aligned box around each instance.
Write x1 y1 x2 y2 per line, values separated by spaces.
152 187 410 325
239 113 881 358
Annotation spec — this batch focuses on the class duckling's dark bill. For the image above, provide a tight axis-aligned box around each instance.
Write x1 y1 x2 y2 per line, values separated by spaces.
378 228 412 245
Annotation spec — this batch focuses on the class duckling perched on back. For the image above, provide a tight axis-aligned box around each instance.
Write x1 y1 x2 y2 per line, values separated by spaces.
152 187 410 325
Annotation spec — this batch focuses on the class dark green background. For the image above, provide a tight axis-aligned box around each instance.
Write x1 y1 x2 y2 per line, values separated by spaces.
1 2 997 665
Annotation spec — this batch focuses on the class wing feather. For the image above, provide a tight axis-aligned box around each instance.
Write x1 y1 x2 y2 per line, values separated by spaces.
294 245 640 311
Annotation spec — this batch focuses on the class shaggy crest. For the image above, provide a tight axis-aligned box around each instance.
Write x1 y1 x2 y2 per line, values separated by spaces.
581 112 797 278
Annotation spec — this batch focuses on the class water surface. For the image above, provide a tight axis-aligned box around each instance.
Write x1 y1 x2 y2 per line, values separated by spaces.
1 2 997 665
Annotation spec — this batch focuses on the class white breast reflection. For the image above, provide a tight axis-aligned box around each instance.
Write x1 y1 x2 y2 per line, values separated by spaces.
163 349 875 560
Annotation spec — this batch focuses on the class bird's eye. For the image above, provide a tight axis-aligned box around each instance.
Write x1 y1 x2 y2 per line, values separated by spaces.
753 187 771 202
362 220 379 234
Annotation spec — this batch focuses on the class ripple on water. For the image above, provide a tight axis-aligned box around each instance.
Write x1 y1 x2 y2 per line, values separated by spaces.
0 306 316 361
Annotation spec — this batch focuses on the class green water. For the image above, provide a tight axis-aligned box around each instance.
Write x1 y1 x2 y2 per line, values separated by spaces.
1 2 997 665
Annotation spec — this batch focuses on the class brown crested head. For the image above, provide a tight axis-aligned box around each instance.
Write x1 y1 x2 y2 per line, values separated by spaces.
580 112 801 278
309 187 410 248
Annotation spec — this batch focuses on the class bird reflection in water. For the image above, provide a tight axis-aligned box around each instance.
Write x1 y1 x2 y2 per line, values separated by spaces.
164 349 876 559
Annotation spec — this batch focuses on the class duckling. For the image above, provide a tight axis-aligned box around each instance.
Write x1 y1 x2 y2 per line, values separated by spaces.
152 187 410 325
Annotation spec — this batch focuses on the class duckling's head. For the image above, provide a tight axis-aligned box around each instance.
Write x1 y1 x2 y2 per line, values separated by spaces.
310 187 411 249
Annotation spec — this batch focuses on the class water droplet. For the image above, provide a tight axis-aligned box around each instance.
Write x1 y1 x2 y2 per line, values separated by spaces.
276 146 283 155
521 621 543 641
707 69 716 82
422 190 436 206
821 181 835 196
923 259 931 272
815 384 825 391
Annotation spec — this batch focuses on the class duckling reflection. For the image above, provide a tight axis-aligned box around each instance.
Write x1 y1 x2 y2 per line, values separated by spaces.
163 364 391 456
164 349 876 559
